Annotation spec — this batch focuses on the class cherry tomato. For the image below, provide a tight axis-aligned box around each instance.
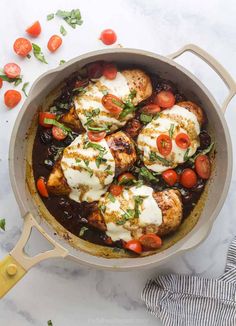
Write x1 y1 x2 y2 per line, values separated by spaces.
175 133 191 149
47 35 62 52
39 112 56 128
154 90 175 109
102 94 124 116
0 78 3 89
36 177 49 198
4 90 21 109
26 21 41 37
4 63 21 79
195 155 211 179
162 169 178 186
13 38 32 57
141 104 161 114
103 63 117 80
118 172 135 184
52 126 67 140
87 62 103 79
156 134 172 156
180 168 197 188
100 29 117 45
125 240 142 254
109 184 123 196
139 234 162 250
88 131 106 142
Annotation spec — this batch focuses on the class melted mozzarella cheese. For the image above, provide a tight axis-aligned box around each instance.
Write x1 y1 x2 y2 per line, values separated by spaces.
137 105 200 173
61 134 115 203
74 72 132 132
99 185 162 241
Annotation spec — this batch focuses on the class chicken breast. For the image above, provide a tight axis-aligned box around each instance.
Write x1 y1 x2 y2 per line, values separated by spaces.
106 131 137 174
59 106 83 132
152 189 183 236
47 131 137 197
177 101 206 126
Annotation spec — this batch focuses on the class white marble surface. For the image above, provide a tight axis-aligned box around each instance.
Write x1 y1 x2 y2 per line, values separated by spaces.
0 0 236 325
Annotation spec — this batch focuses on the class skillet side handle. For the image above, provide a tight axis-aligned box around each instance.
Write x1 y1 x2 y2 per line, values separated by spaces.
0 213 68 299
168 44 236 113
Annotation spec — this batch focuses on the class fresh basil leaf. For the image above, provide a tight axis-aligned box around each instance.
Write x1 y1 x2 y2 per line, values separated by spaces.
0 74 22 84
189 142 214 163
149 151 171 166
108 193 115 203
87 125 109 132
169 124 175 138
0 218 5 231
139 167 159 183
59 59 66 65
79 226 88 237
140 113 152 124
43 118 71 133
184 148 190 161
84 142 106 152
56 9 83 29
22 82 29 97
14 78 22 86
60 25 67 36
47 13 54 20
32 43 48 64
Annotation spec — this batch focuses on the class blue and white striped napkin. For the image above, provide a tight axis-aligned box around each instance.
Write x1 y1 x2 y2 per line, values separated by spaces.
142 237 236 326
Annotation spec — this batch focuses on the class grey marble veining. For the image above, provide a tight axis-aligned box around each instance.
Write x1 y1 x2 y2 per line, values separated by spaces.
0 0 236 325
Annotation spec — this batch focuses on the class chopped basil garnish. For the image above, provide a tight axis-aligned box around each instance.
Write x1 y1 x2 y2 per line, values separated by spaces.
95 154 107 168
108 193 116 203
184 148 190 161
139 166 159 183
84 142 106 152
101 89 109 95
32 43 48 64
56 9 83 29
0 74 22 85
134 195 147 218
140 113 153 124
79 226 88 237
119 101 136 119
129 89 137 100
47 13 55 20
111 98 125 108
76 159 93 177
0 218 5 231
43 118 71 134
14 78 23 86
59 59 66 65
189 142 214 163
22 82 29 97
169 124 175 138
99 205 106 214
149 151 171 166
87 125 109 132
60 25 67 36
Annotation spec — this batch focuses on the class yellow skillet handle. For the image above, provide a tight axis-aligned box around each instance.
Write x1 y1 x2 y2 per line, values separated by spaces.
168 44 236 113
0 213 68 298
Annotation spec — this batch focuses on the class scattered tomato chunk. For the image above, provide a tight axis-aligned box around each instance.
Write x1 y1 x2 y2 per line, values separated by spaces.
36 177 49 198
26 21 41 37
4 90 21 108
13 38 32 57
139 234 162 250
47 35 62 52
100 29 117 45
125 240 142 254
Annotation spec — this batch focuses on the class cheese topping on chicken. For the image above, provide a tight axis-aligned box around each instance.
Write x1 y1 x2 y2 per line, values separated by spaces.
74 72 132 132
99 185 163 241
137 105 200 173
61 134 115 203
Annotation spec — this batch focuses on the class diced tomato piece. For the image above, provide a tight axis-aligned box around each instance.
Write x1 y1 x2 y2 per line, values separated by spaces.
99 29 117 45
47 35 62 52
26 21 41 37
4 90 21 109
139 234 162 250
156 134 172 156
103 63 117 80
109 184 123 196
162 169 178 186
36 177 49 198
88 131 106 142
52 126 67 140
175 133 191 149
154 90 175 109
13 38 32 57
125 240 142 254
4 63 21 79
39 112 56 128
195 155 211 179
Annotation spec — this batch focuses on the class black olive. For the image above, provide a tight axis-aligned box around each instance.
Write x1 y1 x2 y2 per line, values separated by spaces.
175 93 186 103
47 145 63 160
40 129 52 144
58 197 70 208
64 211 73 219
155 79 176 93
181 190 193 204
44 159 54 170
199 131 211 149
192 179 205 193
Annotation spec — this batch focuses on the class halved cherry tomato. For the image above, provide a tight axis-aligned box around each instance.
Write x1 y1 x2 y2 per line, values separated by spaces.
156 134 172 156
99 29 117 45
141 104 161 114
4 90 21 109
4 63 21 79
103 63 117 80
36 177 49 198
0 78 3 89
39 112 56 128
87 62 103 79
118 172 135 184
154 90 175 109
139 234 162 250
125 240 142 254
195 155 211 179
180 168 197 188
162 169 178 186
13 38 32 57
52 126 67 140
26 21 41 37
109 184 123 196
88 131 106 142
175 133 191 149
102 94 124 116
47 35 62 52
